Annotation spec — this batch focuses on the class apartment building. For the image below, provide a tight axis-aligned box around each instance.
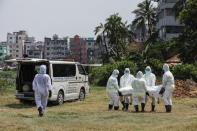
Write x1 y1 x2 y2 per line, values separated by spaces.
156 0 184 41
44 35 70 60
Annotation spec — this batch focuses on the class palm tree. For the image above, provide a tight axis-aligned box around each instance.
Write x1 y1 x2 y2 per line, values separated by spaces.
132 0 156 40
94 14 133 61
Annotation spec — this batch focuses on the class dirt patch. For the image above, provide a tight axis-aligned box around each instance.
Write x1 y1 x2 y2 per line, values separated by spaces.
173 80 197 98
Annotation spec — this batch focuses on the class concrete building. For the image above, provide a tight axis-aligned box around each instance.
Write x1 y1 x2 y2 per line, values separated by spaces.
7 31 28 58
70 35 88 64
85 37 102 64
26 41 44 59
44 35 70 60
156 0 184 41
0 42 10 64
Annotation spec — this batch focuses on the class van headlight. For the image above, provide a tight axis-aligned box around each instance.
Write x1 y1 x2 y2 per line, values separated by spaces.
23 84 30 92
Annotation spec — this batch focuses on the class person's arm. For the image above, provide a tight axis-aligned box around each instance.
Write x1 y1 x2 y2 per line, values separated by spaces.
152 74 156 86
32 75 37 91
120 77 123 88
113 79 119 90
162 74 167 88
46 75 52 91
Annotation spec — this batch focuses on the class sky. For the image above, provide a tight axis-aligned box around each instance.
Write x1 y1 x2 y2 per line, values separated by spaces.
0 0 145 41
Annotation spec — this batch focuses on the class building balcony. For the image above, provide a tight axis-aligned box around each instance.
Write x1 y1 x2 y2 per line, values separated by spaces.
156 16 181 29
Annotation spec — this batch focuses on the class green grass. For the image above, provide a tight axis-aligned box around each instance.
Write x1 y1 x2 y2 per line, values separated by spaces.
0 86 197 131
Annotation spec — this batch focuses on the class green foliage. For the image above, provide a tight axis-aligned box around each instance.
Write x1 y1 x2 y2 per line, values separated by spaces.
90 61 137 86
132 0 156 38
172 64 197 81
0 71 16 93
94 14 134 62
176 0 197 63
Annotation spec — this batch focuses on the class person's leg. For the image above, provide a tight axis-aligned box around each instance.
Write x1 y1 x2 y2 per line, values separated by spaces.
141 96 146 112
124 96 130 111
114 92 119 110
41 94 49 113
163 90 170 112
35 93 43 116
133 96 139 112
151 97 156 112
120 96 125 110
107 92 113 110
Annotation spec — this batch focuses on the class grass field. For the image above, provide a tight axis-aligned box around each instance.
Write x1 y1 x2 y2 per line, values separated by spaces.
0 87 197 131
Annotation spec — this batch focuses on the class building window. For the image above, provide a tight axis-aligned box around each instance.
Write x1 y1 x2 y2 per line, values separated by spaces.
10 37 12 39
16 45 19 48
47 47 50 50
165 8 173 16
16 55 18 57
165 26 184 33
18 37 21 40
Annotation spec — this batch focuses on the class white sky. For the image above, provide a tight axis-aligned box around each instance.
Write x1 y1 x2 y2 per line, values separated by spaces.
0 0 146 41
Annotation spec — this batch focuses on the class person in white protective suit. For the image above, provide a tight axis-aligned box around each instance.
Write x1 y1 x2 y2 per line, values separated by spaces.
120 68 135 111
106 69 120 110
33 65 52 116
132 71 147 112
162 64 175 113
144 66 156 112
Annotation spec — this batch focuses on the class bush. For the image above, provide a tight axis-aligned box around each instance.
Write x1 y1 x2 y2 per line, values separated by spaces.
172 64 197 81
90 61 137 86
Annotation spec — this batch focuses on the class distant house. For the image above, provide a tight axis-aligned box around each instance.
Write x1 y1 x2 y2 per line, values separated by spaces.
166 54 182 66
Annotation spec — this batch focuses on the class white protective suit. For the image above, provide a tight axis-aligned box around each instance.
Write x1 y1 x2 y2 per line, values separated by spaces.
132 71 147 106
162 64 175 107
144 66 157 111
120 68 135 105
106 69 120 110
33 65 52 113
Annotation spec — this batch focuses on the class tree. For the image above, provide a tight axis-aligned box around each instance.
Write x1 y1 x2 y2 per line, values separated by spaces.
94 14 133 62
132 0 156 40
176 0 197 63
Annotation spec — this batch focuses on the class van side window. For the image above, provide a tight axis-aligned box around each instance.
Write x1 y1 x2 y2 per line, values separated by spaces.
77 65 86 75
53 64 76 77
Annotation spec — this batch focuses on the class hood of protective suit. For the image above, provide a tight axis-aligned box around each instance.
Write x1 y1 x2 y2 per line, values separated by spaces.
124 68 130 75
39 65 47 74
112 69 119 78
145 66 152 74
163 64 170 72
136 71 143 79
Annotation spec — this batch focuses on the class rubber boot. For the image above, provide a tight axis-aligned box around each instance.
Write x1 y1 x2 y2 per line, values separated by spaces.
124 103 129 111
165 105 169 112
114 106 119 110
141 103 145 112
121 101 125 111
151 105 155 112
168 105 172 113
134 105 139 112
108 104 113 111
38 107 43 117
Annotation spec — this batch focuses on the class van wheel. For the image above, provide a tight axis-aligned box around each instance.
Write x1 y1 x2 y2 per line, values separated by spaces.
56 91 64 105
79 88 85 101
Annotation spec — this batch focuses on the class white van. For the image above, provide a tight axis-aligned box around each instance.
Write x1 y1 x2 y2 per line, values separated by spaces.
6 58 90 105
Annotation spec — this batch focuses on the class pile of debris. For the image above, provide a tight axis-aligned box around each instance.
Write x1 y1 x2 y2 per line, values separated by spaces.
173 80 197 98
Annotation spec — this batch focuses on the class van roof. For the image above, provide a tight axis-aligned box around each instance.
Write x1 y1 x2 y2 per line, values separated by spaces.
5 58 79 64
